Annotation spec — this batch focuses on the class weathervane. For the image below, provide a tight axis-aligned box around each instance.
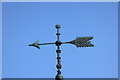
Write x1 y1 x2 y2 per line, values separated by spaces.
29 24 94 80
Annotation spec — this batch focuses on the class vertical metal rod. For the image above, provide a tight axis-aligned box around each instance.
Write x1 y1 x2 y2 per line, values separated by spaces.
55 24 63 80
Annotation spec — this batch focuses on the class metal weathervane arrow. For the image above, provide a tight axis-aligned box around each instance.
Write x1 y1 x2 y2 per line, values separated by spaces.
29 24 94 80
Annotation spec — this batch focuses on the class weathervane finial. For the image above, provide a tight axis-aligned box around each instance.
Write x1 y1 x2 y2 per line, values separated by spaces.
29 24 94 80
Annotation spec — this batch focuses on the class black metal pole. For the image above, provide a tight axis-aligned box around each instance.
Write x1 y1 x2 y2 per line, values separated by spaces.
55 24 63 80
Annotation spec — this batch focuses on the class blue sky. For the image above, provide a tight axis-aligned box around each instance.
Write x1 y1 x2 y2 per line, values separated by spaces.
2 2 118 78
0 2 2 80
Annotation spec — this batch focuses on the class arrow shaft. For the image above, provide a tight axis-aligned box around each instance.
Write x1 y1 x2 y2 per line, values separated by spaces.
63 42 70 43
38 42 71 45
38 43 55 45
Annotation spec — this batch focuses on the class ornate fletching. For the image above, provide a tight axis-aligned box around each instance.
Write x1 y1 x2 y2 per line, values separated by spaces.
68 37 94 47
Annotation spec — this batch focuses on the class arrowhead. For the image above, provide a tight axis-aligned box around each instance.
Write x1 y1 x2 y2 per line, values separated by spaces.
29 40 40 49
